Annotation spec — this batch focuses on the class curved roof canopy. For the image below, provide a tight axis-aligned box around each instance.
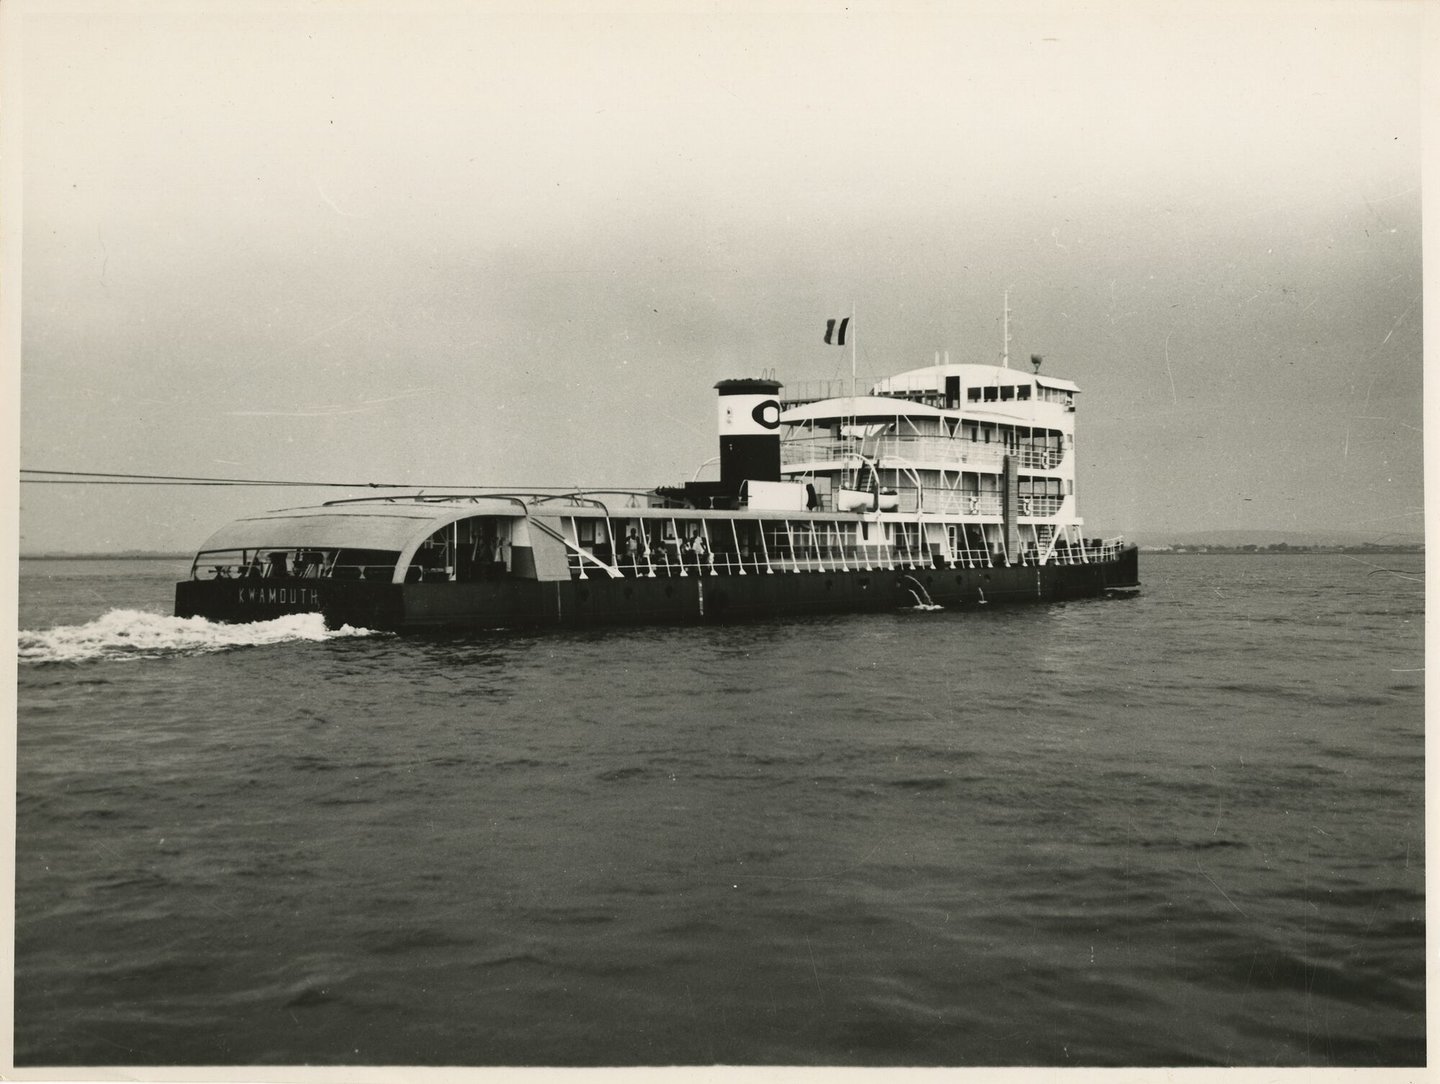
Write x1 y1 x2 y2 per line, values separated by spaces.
192 498 524 554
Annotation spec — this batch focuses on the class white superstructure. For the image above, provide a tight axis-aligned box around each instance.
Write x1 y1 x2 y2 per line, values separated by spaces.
778 361 1084 566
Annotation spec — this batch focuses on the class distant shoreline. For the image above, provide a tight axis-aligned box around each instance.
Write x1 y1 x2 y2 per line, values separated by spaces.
1139 545 1424 556
20 554 191 561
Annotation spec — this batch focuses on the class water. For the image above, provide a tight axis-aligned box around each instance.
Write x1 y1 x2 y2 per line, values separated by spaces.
14 554 1424 1066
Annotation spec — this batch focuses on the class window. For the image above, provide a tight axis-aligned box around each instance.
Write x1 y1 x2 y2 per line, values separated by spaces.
1000 386 1014 401
967 387 981 401
1018 386 1032 400
983 387 998 401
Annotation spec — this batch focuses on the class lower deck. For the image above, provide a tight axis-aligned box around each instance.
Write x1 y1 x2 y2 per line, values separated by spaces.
176 545 1140 631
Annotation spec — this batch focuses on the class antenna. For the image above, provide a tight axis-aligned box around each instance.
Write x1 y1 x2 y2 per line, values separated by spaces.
1001 288 1012 369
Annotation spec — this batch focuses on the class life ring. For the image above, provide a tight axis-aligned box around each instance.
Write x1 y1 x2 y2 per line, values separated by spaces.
968 496 979 514
1021 497 1032 515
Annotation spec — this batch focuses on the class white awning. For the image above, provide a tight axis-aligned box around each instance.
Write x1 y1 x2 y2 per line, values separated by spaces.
781 396 949 424
1034 375 1080 393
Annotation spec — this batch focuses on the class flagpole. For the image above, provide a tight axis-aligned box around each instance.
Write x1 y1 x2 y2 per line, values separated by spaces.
850 301 856 400
850 302 857 489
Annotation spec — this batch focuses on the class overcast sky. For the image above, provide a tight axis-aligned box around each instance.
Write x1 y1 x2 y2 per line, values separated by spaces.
11 0 1426 552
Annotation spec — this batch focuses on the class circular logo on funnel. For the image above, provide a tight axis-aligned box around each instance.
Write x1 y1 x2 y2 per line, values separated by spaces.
751 400 781 429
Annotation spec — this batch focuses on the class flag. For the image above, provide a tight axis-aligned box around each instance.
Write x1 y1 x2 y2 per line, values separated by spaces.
824 317 849 346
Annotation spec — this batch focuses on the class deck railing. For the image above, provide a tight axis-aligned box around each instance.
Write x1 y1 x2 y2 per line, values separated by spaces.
923 492 1003 516
779 377 930 404
569 534 1128 579
1017 495 1065 517
782 436 1063 471
772 489 1065 517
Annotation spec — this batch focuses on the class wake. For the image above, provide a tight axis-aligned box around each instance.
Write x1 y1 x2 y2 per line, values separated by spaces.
18 609 379 664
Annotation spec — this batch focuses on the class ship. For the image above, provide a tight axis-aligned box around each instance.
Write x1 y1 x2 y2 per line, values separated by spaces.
175 354 1139 631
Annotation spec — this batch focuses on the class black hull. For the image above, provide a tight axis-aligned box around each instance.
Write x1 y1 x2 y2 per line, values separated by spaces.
176 546 1139 632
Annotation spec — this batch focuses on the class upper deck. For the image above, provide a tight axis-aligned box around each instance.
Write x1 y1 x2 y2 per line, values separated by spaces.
782 362 1077 418
778 363 1078 476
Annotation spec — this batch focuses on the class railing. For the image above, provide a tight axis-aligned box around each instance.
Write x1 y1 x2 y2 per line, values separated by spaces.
588 544 949 578
760 486 1064 517
569 533 1127 579
922 492 1003 516
1043 536 1127 564
779 437 857 465
1088 537 1128 562
782 435 1064 471
918 493 1066 517
1017 495 1065 517
780 373 977 404
780 377 893 403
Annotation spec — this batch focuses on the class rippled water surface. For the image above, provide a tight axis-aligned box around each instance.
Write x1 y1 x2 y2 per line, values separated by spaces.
14 554 1425 1066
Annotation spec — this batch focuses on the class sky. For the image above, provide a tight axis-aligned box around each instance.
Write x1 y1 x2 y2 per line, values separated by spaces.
8 0 1427 552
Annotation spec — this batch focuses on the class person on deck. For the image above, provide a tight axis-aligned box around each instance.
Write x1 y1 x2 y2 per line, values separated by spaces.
687 531 709 571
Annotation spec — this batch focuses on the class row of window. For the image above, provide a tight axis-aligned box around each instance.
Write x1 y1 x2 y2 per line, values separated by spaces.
962 384 1076 406
967 385 1033 402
